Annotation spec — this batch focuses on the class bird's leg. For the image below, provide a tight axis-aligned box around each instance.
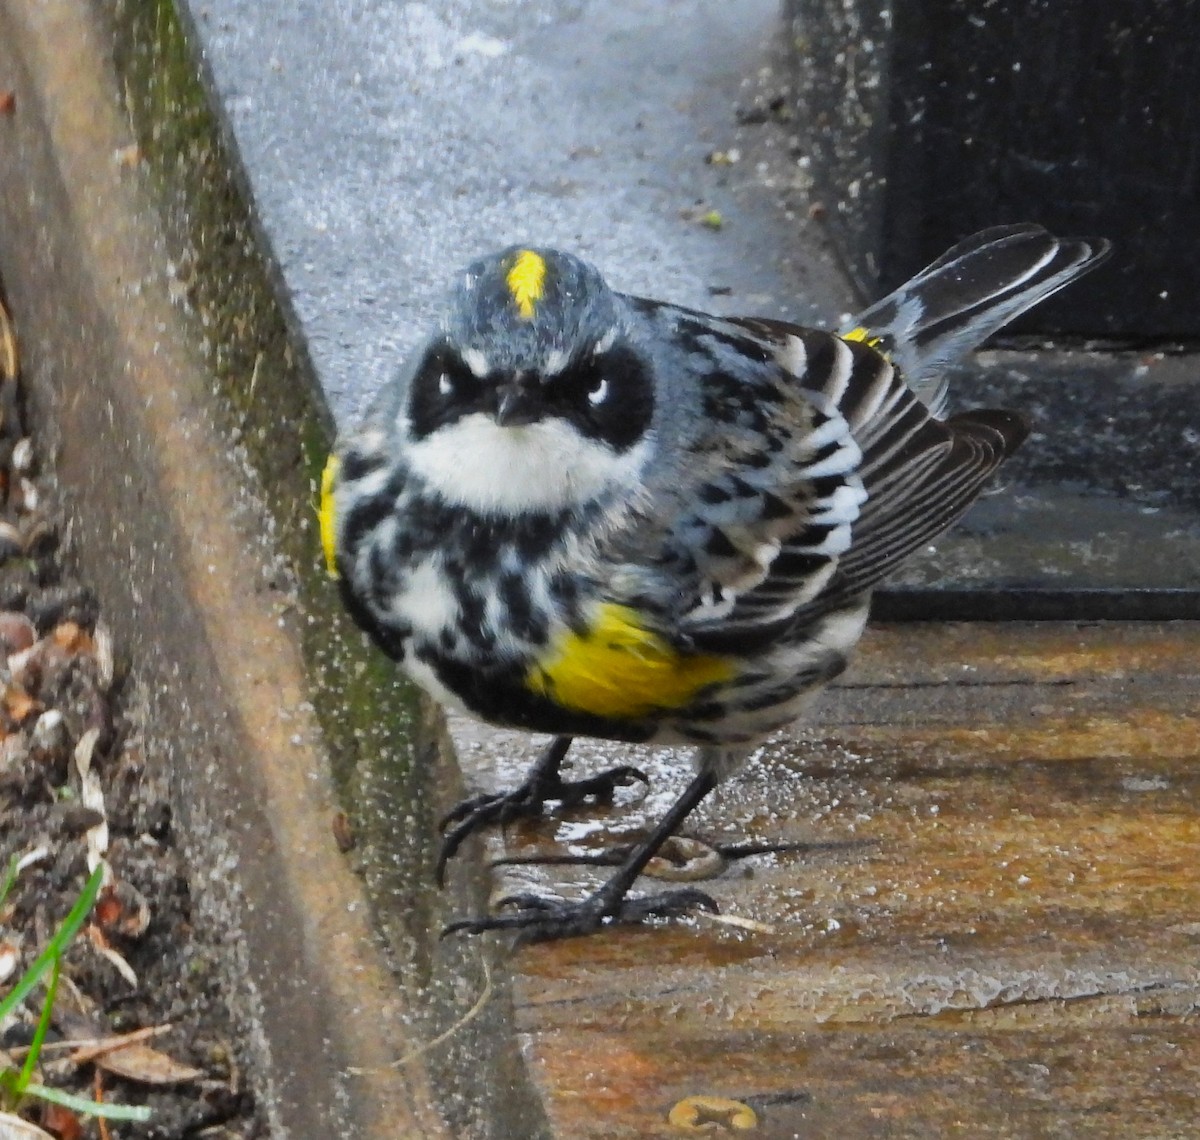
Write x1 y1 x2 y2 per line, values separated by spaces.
443 767 720 942
437 735 649 885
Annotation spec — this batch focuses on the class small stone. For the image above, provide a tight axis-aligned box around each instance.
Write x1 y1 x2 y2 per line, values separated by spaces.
0 610 36 656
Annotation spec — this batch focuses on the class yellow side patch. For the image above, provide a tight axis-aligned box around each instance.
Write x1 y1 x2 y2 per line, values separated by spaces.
526 603 733 721
505 249 547 320
841 325 884 348
318 453 340 579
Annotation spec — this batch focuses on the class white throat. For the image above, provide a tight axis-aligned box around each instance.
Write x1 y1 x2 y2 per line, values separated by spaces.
403 413 650 514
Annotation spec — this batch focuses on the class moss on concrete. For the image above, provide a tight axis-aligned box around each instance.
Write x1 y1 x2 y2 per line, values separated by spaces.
93 1 547 1134
104 0 429 875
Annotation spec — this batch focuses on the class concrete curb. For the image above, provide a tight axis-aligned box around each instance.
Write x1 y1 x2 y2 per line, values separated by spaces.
0 1 545 1135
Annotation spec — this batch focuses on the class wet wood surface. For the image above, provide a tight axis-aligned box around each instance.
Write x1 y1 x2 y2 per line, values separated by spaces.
453 620 1200 1138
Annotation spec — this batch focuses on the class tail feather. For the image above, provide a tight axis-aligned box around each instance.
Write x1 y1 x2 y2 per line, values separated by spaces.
843 224 1112 417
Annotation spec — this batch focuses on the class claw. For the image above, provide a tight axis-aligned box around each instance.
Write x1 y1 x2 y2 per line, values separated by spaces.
443 768 725 942
438 791 503 832
494 891 561 913
441 886 718 944
438 764 648 833
436 758 652 886
556 765 650 808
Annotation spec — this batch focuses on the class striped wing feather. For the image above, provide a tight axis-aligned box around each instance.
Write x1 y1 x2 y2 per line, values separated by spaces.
652 315 868 631
651 226 1107 654
681 323 1025 652
818 407 1029 609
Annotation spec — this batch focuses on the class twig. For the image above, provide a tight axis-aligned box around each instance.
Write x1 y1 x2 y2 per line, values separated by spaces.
348 955 493 1074
95 1070 112 1140
4 1024 171 1063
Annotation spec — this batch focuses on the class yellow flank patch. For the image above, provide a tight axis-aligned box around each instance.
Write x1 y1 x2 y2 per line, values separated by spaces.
505 249 547 320
526 603 733 721
319 453 340 579
842 325 884 349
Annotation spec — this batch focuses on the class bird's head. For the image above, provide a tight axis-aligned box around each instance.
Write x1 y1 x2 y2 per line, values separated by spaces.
399 248 655 515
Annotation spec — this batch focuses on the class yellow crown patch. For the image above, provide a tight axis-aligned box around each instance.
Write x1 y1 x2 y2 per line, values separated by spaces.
505 249 547 321
526 603 733 721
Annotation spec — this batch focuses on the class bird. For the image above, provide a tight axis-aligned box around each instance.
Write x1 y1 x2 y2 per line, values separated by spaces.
321 224 1110 942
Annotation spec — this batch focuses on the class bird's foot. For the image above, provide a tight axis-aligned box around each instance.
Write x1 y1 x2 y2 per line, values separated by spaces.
442 886 718 944
493 834 728 881
437 763 649 884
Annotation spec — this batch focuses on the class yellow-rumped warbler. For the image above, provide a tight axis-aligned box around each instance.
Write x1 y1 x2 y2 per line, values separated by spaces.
322 224 1109 941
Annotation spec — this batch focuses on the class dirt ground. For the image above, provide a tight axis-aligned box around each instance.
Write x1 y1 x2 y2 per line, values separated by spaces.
0 298 266 1138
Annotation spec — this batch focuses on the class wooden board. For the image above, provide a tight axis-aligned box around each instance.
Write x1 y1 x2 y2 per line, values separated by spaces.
453 621 1200 1137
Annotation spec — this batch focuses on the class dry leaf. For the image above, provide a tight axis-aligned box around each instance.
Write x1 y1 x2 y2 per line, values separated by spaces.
0 612 36 657
0 941 18 983
95 1042 203 1086
15 846 50 874
696 911 778 935
0 296 17 376
67 1024 170 1065
667 1095 758 1131
37 1104 81 1140
73 728 108 872
2 683 42 726
92 624 114 692
94 882 150 940
84 926 137 987
15 479 37 514
10 439 32 476
50 623 93 657
645 836 725 882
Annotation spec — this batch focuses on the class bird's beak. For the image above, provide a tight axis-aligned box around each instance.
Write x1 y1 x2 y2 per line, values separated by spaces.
494 377 541 426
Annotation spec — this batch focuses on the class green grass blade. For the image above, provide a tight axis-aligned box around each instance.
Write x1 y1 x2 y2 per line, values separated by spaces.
1 864 152 1123
0 864 104 1021
14 956 59 1094
19 1081 153 1122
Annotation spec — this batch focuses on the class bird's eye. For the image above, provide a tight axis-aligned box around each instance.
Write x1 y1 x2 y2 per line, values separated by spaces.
429 351 478 403
408 346 486 439
529 344 649 451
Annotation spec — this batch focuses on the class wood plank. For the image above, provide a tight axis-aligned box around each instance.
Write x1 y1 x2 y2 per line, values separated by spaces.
451 621 1200 1137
